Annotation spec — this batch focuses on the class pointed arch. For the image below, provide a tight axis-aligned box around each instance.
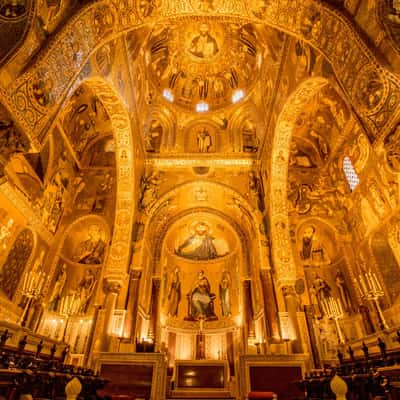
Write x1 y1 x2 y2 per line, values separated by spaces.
270 77 328 286
1 0 399 146
79 78 135 281
140 180 265 277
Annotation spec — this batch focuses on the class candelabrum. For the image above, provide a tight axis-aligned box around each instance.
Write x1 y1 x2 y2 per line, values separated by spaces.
323 297 345 344
19 269 46 327
197 315 206 360
59 292 80 342
355 271 388 331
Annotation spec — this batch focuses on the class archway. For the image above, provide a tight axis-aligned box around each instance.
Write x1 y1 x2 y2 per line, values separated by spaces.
2 1 399 146
270 77 328 287
81 78 135 282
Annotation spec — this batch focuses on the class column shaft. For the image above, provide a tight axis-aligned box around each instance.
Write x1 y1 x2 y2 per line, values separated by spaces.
260 269 281 341
243 280 256 340
282 285 303 353
99 279 121 352
148 279 161 348
124 270 142 342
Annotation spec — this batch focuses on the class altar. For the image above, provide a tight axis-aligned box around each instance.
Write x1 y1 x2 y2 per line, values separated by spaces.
171 360 233 398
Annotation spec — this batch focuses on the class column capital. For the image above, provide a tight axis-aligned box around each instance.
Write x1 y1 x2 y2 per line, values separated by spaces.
278 279 297 290
103 278 122 294
281 285 296 297
259 269 272 280
243 279 251 288
130 269 142 279
152 279 161 289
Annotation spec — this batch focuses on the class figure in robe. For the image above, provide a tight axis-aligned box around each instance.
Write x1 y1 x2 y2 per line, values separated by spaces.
219 271 231 317
139 171 162 211
197 127 212 153
76 269 96 314
48 263 67 311
189 24 219 59
167 267 181 317
176 222 220 260
301 226 331 266
312 273 332 316
75 225 106 264
186 270 217 321
335 270 352 313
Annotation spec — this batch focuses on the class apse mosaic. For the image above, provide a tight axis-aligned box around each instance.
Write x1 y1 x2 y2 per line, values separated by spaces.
161 255 239 324
160 214 240 325
174 220 230 261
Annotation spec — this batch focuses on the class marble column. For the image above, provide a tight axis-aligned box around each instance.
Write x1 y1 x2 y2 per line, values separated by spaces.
282 285 303 353
83 305 100 366
243 280 256 341
167 332 176 367
260 269 281 342
226 331 235 375
124 269 142 342
304 305 321 368
99 278 121 352
148 279 161 348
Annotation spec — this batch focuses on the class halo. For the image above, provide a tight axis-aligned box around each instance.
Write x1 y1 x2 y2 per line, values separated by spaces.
189 220 211 236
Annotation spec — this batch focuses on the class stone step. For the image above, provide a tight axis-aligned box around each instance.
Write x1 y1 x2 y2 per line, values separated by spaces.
167 389 235 399
167 398 236 400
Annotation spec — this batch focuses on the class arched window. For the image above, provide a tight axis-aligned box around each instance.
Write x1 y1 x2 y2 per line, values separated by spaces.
343 156 360 191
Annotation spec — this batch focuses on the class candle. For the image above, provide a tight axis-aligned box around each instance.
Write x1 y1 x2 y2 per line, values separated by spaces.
60 297 65 314
333 298 339 316
359 275 367 294
332 298 337 315
22 273 28 293
331 298 336 315
337 298 343 315
367 273 373 292
354 279 363 297
371 274 376 292
372 273 382 292
323 298 330 316
368 273 376 292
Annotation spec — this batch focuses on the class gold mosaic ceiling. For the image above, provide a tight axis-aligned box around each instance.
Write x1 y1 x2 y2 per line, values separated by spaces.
145 20 262 112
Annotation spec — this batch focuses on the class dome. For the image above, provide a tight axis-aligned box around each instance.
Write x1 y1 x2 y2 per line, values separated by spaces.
145 20 261 112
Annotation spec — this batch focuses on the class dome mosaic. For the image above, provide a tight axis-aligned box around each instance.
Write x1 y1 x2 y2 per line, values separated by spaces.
146 20 262 112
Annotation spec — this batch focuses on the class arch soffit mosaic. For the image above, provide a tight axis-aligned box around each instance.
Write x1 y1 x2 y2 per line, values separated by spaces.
146 180 259 224
1 0 400 147
270 77 329 287
74 77 135 283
